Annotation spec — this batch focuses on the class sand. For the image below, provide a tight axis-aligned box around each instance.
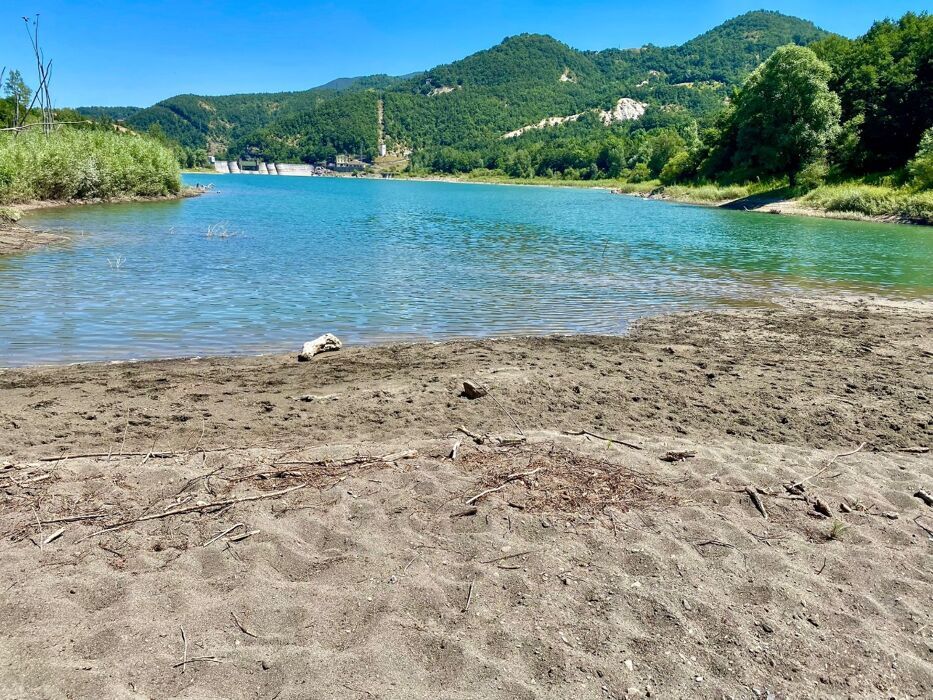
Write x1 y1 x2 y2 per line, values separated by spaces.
1 297 931 698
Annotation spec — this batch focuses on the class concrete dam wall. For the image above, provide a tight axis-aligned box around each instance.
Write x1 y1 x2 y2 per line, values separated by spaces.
272 163 318 176
213 161 323 177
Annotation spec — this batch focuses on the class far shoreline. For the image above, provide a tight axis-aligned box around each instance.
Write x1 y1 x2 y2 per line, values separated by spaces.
201 169 926 227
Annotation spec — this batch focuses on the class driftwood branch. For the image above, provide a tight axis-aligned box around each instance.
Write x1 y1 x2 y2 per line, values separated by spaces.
465 468 542 505
789 442 866 489
76 483 307 541
745 486 768 519
563 429 643 451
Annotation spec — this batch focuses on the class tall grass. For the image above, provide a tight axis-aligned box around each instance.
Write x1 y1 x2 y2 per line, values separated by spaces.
0 128 181 204
662 183 755 202
803 184 933 225
613 179 788 203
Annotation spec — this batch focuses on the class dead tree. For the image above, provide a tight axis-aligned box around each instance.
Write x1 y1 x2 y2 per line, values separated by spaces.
21 14 54 134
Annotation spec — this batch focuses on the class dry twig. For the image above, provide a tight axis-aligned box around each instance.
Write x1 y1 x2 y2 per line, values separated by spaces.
77 483 306 541
563 429 643 451
745 486 768 519
462 577 476 613
466 468 542 505
479 550 534 564
202 523 244 547
231 611 260 638
789 443 866 489
42 527 65 545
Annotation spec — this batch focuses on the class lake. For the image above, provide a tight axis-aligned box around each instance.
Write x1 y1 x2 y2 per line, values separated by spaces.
2 174 930 366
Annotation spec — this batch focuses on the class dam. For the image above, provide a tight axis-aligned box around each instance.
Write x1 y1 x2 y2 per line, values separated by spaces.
212 159 330 176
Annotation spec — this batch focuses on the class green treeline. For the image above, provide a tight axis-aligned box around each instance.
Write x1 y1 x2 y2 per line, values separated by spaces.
412 13 931 186
228 91 381 163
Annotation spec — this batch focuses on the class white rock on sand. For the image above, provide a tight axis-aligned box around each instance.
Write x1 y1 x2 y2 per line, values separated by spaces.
297 333 342 361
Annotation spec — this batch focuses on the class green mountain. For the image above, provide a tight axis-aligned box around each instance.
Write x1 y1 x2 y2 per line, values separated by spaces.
118 11 830 161
74 106 143 121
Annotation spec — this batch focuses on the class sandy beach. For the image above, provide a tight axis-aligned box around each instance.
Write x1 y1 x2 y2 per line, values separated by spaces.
1 297 931 698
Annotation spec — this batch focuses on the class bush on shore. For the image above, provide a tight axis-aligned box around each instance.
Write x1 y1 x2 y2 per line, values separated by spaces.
803 184 933 224
662 183 755 203
0 128 181 204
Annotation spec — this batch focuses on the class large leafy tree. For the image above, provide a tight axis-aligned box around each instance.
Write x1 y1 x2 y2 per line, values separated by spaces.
813 12 932 173
717 45 840 184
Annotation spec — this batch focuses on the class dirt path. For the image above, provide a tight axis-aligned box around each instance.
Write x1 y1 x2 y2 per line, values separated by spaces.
1 298 931 698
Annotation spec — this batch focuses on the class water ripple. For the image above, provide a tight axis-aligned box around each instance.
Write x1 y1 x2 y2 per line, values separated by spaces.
0 175 930 366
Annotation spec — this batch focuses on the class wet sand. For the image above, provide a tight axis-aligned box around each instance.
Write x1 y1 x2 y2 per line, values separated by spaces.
0 219 70 257
1 297 931 698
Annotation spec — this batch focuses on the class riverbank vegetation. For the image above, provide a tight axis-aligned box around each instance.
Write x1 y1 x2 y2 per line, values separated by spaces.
0 128 181 204
2 15 182 206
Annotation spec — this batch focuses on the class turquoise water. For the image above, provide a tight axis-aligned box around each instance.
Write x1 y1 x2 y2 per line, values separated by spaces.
2 174 931 366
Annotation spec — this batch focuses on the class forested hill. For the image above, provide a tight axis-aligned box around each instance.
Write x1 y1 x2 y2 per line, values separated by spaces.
114 10 829 161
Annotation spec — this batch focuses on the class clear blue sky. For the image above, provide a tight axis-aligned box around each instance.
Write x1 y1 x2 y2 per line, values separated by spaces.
0 1 926 107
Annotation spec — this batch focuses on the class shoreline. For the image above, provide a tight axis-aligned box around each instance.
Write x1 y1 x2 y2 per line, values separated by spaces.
402 173 927 226
1 296 931 697
0 187 206 257
9 185 206 215
397 173 932 226
622 188 924 226
193 170 925 226
388 172 929 226
1 293 926 371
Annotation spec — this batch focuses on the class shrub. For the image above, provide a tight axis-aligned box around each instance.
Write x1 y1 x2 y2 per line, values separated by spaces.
628 162 651 183
797 160 829 191
908 127 933 190
0 127 181 204
803 184 933 224
659 151 692 185
664 183 752 202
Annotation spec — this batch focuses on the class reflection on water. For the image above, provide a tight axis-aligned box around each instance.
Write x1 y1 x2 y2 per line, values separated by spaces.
1 175 930 365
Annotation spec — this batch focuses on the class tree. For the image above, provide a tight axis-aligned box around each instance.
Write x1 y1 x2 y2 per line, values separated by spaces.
596 139 626 178
813 13 932 172
3 69 31 127
659 151 692 184
647 129 687 178
722 45 840 184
